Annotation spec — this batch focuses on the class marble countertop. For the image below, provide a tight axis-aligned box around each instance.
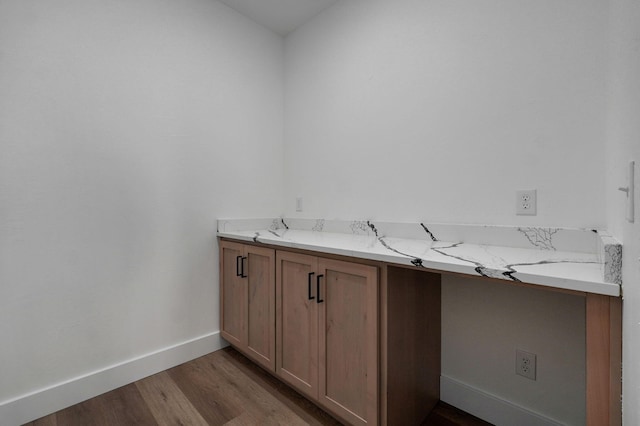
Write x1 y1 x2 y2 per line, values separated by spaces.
217 218 622 297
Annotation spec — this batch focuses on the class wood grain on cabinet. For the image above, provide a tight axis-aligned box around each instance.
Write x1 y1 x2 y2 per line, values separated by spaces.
382 266 441 426
220 240 275 372
245 245 276 369
276 251 319 399
586 294 622 426
220 241 244 348
276 251 379 426
317 258 378 426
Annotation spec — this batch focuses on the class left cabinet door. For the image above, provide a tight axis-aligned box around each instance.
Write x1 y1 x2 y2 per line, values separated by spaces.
220 240 245 348
219 240 276 372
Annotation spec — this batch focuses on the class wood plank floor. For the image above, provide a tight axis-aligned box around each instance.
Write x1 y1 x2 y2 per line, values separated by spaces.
25 347 492 426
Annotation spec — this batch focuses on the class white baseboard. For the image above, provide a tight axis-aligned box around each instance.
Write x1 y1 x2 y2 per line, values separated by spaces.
0 331 227 426
440 376 564 426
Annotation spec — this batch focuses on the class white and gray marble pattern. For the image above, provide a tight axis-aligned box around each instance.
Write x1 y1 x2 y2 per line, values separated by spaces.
217 217 622 296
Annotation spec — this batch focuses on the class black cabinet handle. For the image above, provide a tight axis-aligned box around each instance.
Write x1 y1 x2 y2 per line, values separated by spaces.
308 272 315 300
240 256 248 278
236 255 243 277
316 274 324 303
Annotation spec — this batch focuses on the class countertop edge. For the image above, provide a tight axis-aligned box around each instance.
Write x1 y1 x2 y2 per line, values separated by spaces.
217 232 620 297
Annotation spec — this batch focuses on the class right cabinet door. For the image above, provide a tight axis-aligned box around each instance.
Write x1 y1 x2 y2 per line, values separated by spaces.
317 258 378 426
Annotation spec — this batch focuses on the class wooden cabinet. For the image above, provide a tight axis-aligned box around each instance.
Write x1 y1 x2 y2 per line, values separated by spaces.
219 239 437 426
219 237 621 426
219 240 275 372
276 251 378 426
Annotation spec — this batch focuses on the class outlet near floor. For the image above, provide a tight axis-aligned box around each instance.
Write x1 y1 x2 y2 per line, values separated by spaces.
516 349 537 380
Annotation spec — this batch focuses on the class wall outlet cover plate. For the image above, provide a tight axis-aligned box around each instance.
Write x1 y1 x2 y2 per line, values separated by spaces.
516 190 537 216
516 349 537 380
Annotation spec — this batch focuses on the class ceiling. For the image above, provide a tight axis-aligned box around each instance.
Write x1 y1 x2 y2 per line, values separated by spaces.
218 0 340 36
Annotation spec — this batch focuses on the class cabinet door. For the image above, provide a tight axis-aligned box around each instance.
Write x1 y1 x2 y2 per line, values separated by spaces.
245 245 275 371
276 251 319 399
318 258 378 426
219 240 246 348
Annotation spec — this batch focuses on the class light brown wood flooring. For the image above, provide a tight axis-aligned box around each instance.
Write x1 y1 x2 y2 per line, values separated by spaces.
25 347 491 426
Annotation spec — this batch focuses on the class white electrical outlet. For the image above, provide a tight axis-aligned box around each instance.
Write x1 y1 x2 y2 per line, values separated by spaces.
516 349 537 380
516 190 537 216
296 197 303 212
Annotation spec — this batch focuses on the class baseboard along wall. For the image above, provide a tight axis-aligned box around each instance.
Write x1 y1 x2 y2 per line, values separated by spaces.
440 375 566 426
0 332 227 426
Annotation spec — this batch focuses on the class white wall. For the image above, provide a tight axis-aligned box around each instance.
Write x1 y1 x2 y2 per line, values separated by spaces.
284 0 608 228
0 0 629 424
442 277 585 425
284 0 609 424
605 0 640 424
0 0 283 419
